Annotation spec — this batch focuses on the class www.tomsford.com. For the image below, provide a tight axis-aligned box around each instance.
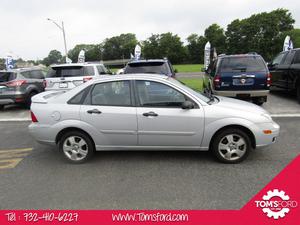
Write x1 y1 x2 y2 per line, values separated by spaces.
112 212 189 222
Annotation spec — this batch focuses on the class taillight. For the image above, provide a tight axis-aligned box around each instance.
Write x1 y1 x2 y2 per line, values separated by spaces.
43 80 47 88
267 73 271 87
83 76 93 82
31 111 38 123
213 75 221 88
6 80 27 87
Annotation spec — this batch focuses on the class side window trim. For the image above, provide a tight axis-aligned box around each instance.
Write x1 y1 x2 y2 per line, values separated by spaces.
133 80 199 108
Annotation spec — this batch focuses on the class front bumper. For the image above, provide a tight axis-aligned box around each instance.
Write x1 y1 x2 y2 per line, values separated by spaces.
251 121 280 148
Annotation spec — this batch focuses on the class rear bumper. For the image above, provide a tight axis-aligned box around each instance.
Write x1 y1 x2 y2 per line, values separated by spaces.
0 93 27 105
213 89 269 97
28 123 56 146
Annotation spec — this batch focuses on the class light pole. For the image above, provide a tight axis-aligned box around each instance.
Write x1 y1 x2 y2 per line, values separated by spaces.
47 18 68 63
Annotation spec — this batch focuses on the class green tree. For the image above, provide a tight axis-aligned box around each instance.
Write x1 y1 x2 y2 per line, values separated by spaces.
68 44 101 62
42 50 63 66
186 34 207 64
226 8 295 61
143 32 187 64
204 24 226 54
102 33 137 60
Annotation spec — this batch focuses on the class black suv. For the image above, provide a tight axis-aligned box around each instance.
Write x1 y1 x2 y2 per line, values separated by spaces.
0 67 45 109
268 48 300 103
124 59 176 77
204 54 270 105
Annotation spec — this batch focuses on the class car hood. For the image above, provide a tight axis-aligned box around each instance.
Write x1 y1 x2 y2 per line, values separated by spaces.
214 96 268 115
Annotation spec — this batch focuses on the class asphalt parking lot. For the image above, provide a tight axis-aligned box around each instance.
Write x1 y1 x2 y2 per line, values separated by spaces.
0 87 299 209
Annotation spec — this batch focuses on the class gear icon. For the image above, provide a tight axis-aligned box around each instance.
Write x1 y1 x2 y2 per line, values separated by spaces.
261 189 290 219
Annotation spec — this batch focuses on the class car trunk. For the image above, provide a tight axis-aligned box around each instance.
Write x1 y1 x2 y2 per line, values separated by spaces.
216 56 268 91
218 71 267 90
45 66 93 90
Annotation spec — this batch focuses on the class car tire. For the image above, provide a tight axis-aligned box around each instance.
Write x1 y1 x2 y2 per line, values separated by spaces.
252 97 265 106
25 91 37 109
0 105 4 110
59 131 95 164
211 128 251 163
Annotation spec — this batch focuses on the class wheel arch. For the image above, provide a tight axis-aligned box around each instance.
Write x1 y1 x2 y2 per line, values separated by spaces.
209 124 256 150
55 127 96 148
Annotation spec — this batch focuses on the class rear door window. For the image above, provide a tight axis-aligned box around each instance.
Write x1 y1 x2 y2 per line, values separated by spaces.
219 56 267 72
31 70 45 79
0 72 16 82
47 66 84 78
272 52 287 65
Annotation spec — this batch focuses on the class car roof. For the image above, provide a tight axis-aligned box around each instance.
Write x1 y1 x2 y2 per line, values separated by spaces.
127 59 167 64
219 53 262 59
51 62 104 68
92 74 170 82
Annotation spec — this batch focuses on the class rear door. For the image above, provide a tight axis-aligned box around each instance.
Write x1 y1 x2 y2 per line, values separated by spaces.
45 66 94 90
80 80 138 148
217 56 268 91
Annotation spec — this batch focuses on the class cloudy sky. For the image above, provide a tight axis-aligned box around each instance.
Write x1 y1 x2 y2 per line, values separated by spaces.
0 0 299 60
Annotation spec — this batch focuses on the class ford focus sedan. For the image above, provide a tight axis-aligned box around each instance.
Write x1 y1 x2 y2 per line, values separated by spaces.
28 74 279 164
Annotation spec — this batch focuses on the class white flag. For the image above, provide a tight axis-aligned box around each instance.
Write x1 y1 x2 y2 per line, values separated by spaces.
283 36 293 51
134 45 141 60
78 50 85 63
204 42 211 70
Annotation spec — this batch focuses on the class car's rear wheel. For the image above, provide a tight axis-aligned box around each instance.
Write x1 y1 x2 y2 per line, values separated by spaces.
211 128 251 163
59 131 95 163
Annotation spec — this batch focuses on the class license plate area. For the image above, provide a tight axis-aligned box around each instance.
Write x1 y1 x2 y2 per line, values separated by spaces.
236 93 251 99
233 78 254 86
59 82 68 88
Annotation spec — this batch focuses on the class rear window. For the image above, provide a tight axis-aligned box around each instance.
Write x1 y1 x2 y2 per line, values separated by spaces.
47 66 95 78
0 72 16 82
219 56 267 72
124 62 170 75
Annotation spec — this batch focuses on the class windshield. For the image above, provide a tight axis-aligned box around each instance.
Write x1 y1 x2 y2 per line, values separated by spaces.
124 62 170 75
0 72 16 82
169 79 211 103
219 56 267 72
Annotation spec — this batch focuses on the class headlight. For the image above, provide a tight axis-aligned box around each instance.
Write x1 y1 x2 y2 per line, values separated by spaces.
261 113 272 121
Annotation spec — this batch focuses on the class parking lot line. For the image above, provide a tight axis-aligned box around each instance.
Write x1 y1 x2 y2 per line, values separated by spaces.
270 113 300 118
0 148 33 169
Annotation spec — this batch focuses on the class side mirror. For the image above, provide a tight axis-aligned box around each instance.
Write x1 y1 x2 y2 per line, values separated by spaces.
181 100 194 109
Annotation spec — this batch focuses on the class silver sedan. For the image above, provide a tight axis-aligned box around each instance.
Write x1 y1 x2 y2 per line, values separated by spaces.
28 74 280 163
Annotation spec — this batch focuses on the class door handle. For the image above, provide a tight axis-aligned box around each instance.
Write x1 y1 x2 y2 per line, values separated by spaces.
143 111 158 117
87 109 102 114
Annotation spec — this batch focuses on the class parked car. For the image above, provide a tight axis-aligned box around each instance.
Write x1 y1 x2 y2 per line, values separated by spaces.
0 67 45 109
204 53 271 105
29 74 279 164
45 62 110 91
124 59 176 77
268 48 300 103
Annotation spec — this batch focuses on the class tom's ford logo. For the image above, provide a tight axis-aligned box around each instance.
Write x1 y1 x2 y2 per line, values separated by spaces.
255 189 298 219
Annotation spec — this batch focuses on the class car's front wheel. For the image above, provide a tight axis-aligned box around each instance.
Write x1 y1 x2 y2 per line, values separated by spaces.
211 128 251 163
59 131 95 163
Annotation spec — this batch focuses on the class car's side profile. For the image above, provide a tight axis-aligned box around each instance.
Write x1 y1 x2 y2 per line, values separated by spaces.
29 75 279 164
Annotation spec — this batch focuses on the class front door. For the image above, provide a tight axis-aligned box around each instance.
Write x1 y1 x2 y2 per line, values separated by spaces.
135 80 204 148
